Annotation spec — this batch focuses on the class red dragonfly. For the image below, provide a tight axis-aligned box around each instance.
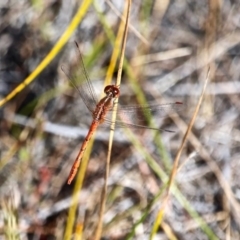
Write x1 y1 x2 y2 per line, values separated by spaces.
62 42 182 185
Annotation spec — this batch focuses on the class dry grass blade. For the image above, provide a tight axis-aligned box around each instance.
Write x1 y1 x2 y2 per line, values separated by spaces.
105 0 149 46
94 0 132 239
0 0 93 108
1 193 20 240
151 68 210 239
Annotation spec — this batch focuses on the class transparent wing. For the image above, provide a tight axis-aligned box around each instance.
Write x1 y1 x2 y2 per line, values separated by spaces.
103 118 175 132
61 42 98 112
103 102 183 129
101 102 183 131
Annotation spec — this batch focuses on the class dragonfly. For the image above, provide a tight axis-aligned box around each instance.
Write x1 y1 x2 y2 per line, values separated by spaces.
62 42 182 185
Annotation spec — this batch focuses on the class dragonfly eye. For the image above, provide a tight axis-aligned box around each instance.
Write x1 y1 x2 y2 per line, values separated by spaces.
104 85 112 94
113 88 120 97
104 85 120 97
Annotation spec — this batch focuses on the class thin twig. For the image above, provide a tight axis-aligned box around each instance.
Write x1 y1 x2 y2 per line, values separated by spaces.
150 68 210 239
94 0 132 239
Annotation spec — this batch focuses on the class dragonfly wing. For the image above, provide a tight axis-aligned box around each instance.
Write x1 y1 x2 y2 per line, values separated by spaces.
116 102 183 113
105 102 183 127
102 118 175 132
74 42 99 105
101 102 183 132
61 42 98 112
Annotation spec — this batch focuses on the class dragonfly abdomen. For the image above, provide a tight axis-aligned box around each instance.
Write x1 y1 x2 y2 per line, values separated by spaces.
67 122 99 184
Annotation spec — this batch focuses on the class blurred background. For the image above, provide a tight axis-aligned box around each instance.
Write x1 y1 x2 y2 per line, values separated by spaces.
1 0 240 239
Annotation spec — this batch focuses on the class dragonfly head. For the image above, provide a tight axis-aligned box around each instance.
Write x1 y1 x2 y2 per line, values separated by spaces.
104 85 120 98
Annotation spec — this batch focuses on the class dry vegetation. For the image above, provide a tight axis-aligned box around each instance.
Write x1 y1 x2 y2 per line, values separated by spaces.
1 0 240 239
